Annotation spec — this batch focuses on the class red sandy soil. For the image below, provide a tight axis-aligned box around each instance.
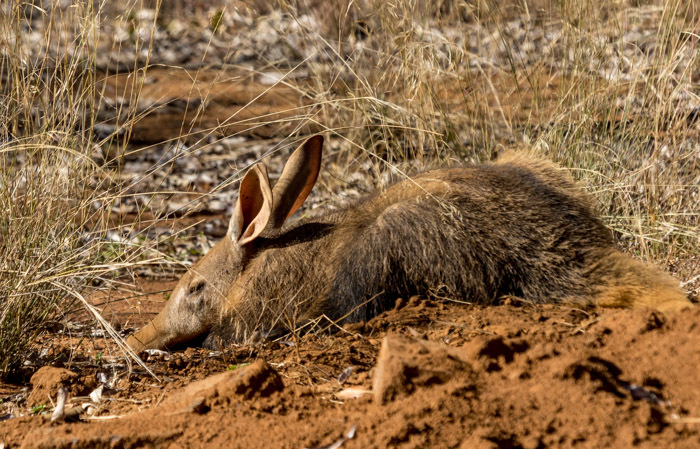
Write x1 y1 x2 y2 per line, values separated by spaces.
1 283 700 449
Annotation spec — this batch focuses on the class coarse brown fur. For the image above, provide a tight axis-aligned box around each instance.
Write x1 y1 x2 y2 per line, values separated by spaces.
126 136 690 351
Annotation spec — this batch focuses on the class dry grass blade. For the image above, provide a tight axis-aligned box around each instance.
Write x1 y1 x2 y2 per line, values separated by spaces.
57 284 158 380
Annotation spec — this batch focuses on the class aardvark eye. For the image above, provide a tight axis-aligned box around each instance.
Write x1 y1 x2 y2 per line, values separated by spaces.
188 278 206 295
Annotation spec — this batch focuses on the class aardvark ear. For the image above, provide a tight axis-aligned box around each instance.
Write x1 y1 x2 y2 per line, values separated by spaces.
269 135 323 229
228 163 273 246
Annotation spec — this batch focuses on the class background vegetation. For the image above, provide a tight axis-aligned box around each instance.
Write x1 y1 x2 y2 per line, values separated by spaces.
0 0 697 380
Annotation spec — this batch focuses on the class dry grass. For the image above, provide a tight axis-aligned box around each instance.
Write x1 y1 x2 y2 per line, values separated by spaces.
293 0 698 278
0 1 165 379
0 0 697 377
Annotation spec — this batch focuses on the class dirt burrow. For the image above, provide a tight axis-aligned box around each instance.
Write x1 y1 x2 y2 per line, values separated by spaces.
2 296 700 449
